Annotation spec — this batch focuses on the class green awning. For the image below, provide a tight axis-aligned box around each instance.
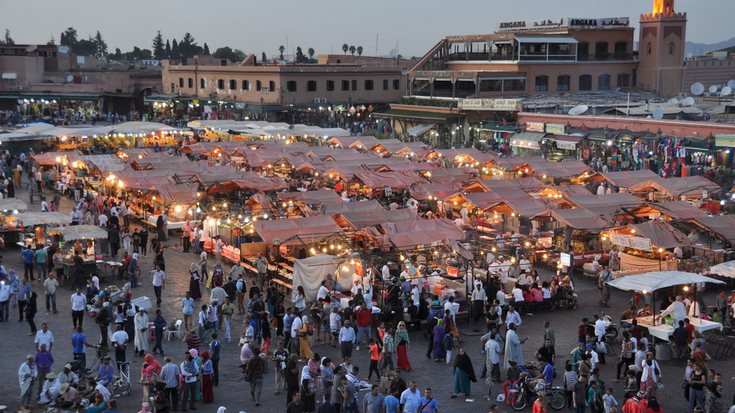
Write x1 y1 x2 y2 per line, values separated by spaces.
586 133 608 142
684 140 710 152
479 121 517 132
374 109 462 123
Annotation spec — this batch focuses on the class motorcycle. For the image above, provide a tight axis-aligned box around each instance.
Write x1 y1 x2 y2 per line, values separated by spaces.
599 309 619 341
507 365 566 411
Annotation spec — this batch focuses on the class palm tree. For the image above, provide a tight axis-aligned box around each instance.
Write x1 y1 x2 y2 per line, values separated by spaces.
278 45 285 60
356 46 363 56
307 48 315 61
342 44 349 54
349 45 356 55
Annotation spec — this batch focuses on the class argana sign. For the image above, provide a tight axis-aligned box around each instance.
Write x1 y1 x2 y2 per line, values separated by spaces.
496 17 629 32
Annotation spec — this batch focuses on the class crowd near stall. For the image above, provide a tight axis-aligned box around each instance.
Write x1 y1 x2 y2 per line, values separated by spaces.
1 118 735 413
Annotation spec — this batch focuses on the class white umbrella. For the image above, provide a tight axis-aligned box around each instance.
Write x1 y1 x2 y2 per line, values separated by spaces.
709 261 735 279
607 271 724 292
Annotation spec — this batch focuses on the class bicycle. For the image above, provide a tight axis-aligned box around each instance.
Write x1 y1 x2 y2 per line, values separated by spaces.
112 360 136 396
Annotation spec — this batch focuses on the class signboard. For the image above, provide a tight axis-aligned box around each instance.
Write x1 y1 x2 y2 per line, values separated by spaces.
496 17 629 32
415 70 475 80
447 266 459 278
554 139 578 150
610 233 652 251
545 123 565 134
354 260 364 277
458 98 522 111
716 134 735 148
560 253 571 266
526 122 545 132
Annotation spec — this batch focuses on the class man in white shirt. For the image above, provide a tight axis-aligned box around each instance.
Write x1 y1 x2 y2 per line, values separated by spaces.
444 296 459 321
316 281 330 301
71 288 87 330
673 246 683 259
149 265 166 307
519 256 531 274
98 213 108 228
35 323 54 351
289 314 303 354
382 262 393 281
505 305 522 329
593 314 607 364
511 286 524 304
400 381 421 413
659 295 687 324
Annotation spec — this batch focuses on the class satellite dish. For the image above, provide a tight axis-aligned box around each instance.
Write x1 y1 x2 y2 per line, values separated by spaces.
728 80 735 89
709 85 719 94
652 108 664 119
667 98 679 104
722 86 732 97
568 105 589 115
691 83 705 96
65 75 74 83
686 53 693 59
681 97 695 106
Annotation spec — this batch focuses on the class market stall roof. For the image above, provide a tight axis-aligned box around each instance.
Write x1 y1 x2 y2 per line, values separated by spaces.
0 132 50 142
409 182 462 200
54 224 109 240
627 219 691 249
373 159 441 173
323 165 372 181
111 121 183 134
531 208 612 231
487 197 549 217
29 151 84 165
528 160 592 178
490 156 546 171
554 185 593 196
630 201 709 220
153 183 200 204
0 198 28 212
304 127 352 137
431 148 495 165
607 271 723 292
381 218 466 249
319 200 385 215
207 176 289 193
566 193 642 214
333 209 419 230
426 167 480 183
278 190 342 205
252 215 342 245
12 212 72 226
465 177 546 193
352 171 427 189
628 176 720 198
15 123 54 134
709 261 735 279
450 191 504 209
371 140 430 157
327 136 378 149
600 170 661 188
686 215 735 242
118 176 176 190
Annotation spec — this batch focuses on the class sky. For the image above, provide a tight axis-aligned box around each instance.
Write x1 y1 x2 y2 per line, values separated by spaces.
2 0 733 59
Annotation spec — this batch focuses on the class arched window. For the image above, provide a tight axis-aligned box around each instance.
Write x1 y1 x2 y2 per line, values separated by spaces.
217 79 225 89
242 80 250 90
647 43 652 55
669 42 675 55
557 75 570 91
617 73 630 88
535 75 549 92
598 74 611 91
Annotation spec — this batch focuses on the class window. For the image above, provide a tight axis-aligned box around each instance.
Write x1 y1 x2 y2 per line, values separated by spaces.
557 75 570 91
598 74 611 91
617 73 630 88
579 74 592 91
220 59 228 66
478 77 525 92
614 42 628 59
269 81 276 91
217 79 225 89
242 80 250 90
307 80 317 92
383 79 389 90
188 78 193 88
669 42 675 55
595 42 609 60
535 75 549 92
364 80 374 90
229 80 236 89
341 80 350 91
256 80 262 91
393 79 400 90
647 43 652 55
326 80 335 91
286 81 297 92
179 78 184 88
200 78 205 88
578 42 589 60
351 80 357 91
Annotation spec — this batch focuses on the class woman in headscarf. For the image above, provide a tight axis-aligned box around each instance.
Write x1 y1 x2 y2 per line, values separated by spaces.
199 252 209 287
137 401 153 413
139 364 159 403
299 315 314 360
142 354 163 375
320 357 334 403
200 351 214 403
308 353 321 378
300 365 317 413
84 393 107 413
26 291 38 335
395 321 411 371
216 407 227 413
188 262 202 300
452 348 477 398
432 319 446 362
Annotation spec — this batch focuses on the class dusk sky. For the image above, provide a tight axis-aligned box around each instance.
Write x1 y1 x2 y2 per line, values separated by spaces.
3 0 733 58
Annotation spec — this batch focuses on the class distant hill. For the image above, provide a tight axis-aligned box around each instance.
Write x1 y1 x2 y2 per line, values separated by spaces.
685 37 735 56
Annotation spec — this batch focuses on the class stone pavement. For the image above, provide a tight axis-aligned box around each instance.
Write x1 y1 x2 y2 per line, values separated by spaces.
0 185 733 413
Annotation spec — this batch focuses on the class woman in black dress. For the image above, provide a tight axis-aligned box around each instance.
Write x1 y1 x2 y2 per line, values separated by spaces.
26 291 38 335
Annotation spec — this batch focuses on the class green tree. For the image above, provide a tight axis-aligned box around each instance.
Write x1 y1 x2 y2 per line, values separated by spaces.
203 43 210 55
261 52 267 63
2 29 14 45
307 47 315 61
165 40 171 58
152 31 165 59
342 43 348 53
179 33 202 58
278 45 285 60
295 46 305 63
47 34 55 46
93 31 107 59
113 48 122 60
171 39 180 59
356 46 363 56
60 27 78 49
75 38 97 56
349 45 356 55
214 46 246 63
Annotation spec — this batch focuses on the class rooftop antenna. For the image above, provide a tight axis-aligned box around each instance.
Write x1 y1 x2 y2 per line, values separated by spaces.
727 80 735 89
691 83 705 96
722 86 732 97
652 108 664 119
375 34 379 57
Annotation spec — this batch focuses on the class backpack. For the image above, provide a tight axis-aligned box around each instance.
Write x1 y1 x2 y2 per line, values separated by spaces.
443 334 453 350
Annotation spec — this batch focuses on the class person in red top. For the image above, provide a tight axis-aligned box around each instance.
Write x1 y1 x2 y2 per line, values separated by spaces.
622 391 646 413
356 302 372 351
533 391 547 413
690 341 711 371
522 288 534 303
683 318 695 344
366 338 380 380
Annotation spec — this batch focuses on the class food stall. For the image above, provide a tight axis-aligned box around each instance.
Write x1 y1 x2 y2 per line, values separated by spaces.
51 225 108 279
0 199 29 244
10 212 73 248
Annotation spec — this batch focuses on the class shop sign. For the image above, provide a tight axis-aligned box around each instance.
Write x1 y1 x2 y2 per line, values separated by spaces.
354 260 364 277
496 17 628 32
526 122 545 132
610 233 652 251
458 98 522 111
560 253 571 266
493 99 522 111
511 139 541 150
715 134 735 148
553 139 578 150
545 124 565 134
447 266 459 277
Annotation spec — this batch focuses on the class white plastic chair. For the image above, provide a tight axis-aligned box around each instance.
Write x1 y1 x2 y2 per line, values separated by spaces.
165 319 183 341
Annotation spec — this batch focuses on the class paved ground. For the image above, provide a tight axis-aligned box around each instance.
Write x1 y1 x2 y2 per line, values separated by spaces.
0 182 734 413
